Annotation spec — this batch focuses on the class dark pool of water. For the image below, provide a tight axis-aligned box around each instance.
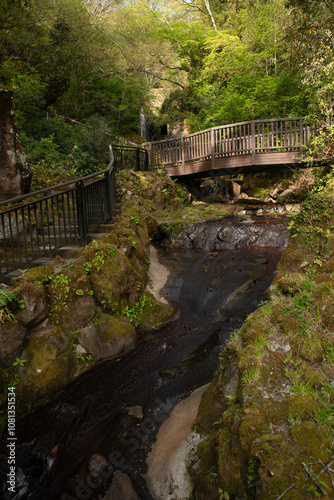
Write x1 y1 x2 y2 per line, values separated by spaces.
0 243 285 500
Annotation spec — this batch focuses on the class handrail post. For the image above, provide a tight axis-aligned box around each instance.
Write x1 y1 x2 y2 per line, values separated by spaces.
211 128 215 169
149 143 154 170
76 180 87 245
299 117 304 154
136 147 140 171
145 148 149 171
251 120 256 165
181 137 185 174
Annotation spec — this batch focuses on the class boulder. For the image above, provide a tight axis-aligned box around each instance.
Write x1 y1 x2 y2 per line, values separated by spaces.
277 188 295 203
78 314 136 361
228 180 241 199
0 90 32 201
0 321 26 369
18 329 76 402
15 283 48 328
104 471 140 500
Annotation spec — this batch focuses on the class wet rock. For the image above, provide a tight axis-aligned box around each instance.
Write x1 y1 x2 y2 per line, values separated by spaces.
104 470 140 500
15 283 48 328
145 385 208 500
126 405 143 420
18 329 76 402
277 188 294 203
88 454 109 478
177 220 289 251
0 321 25 369
160 366 179 380
0 90 32 201
228 180 241 199
75 344 87 356
78 315 136 362
256 256 268 264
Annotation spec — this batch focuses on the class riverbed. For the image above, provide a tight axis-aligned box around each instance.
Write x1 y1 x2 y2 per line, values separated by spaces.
0 217 289 500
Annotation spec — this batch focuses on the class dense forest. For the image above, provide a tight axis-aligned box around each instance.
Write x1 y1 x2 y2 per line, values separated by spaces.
1 0 334 185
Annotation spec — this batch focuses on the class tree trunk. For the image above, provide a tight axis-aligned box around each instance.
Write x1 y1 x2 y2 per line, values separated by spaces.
0 90 32 201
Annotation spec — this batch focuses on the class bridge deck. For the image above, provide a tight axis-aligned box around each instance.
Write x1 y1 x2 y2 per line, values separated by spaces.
143 118 316 177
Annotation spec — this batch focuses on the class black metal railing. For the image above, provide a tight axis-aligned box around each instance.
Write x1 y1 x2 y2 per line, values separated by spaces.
0 145 148 278
113 145 149 172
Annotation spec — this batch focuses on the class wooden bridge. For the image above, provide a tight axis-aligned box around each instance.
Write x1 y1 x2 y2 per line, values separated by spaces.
143 117 317 178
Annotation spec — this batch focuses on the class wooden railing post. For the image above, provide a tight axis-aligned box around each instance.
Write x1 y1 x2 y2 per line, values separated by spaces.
181 137 185 174
211 128 215 169
251 121 256 165
149 143 154 169
299 118 304 154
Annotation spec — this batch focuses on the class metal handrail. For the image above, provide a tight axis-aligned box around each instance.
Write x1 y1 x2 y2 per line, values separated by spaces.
0 145 148 277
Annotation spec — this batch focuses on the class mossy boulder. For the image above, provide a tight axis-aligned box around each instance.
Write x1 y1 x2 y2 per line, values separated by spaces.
274 243 307 275
296 334 324 363
17 264 52 285
15 282 48 328
135 293 174 331
47 265 94 329
217 428 247 496
86 245 143 312
303 364 328 387
314 297 334 331
78 313 136 361
289 395 318 420
275 273 305 295
291 421 331 459
17 329 76 402
0 320 26 369
280 313 302 336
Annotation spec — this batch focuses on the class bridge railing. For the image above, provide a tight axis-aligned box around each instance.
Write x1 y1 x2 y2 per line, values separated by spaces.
0 145 148 278
143 117 318 169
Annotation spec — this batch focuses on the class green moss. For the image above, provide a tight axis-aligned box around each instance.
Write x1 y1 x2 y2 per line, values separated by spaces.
291 421 331 458
275 273 306 295
217 428 247 495
280 313 302 336
135 293 174 331
315 281 333 300
297 335 324 363
289 395 318 420
96 313 135 342
17 265 52 284
303 364 328 387
17 329 76 403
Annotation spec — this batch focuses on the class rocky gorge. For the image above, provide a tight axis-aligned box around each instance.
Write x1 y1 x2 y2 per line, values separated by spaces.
1 167 333 499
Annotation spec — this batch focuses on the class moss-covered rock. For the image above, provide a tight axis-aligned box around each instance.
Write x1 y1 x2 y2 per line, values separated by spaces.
47 264 94 329
0 320 26 369
296 334 324 363
289 395 318 420
275 273 306 295
135 293 174 331
15 282 48 328
17 329 76 403
77 313 136 361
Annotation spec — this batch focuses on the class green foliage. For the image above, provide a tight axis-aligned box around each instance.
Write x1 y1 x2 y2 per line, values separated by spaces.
12 358 27 367
121 295 148 322
289 193 334 251
0 289 23 324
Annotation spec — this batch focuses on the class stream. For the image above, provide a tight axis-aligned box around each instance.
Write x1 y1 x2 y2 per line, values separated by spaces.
0 217 289 500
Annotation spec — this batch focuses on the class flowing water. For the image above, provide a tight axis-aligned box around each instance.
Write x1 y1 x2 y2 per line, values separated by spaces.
0 218 289 500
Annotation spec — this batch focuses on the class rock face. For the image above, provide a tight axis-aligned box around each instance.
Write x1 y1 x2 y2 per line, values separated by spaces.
0 90 32 201
145 384 209 500
176 220 289 251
